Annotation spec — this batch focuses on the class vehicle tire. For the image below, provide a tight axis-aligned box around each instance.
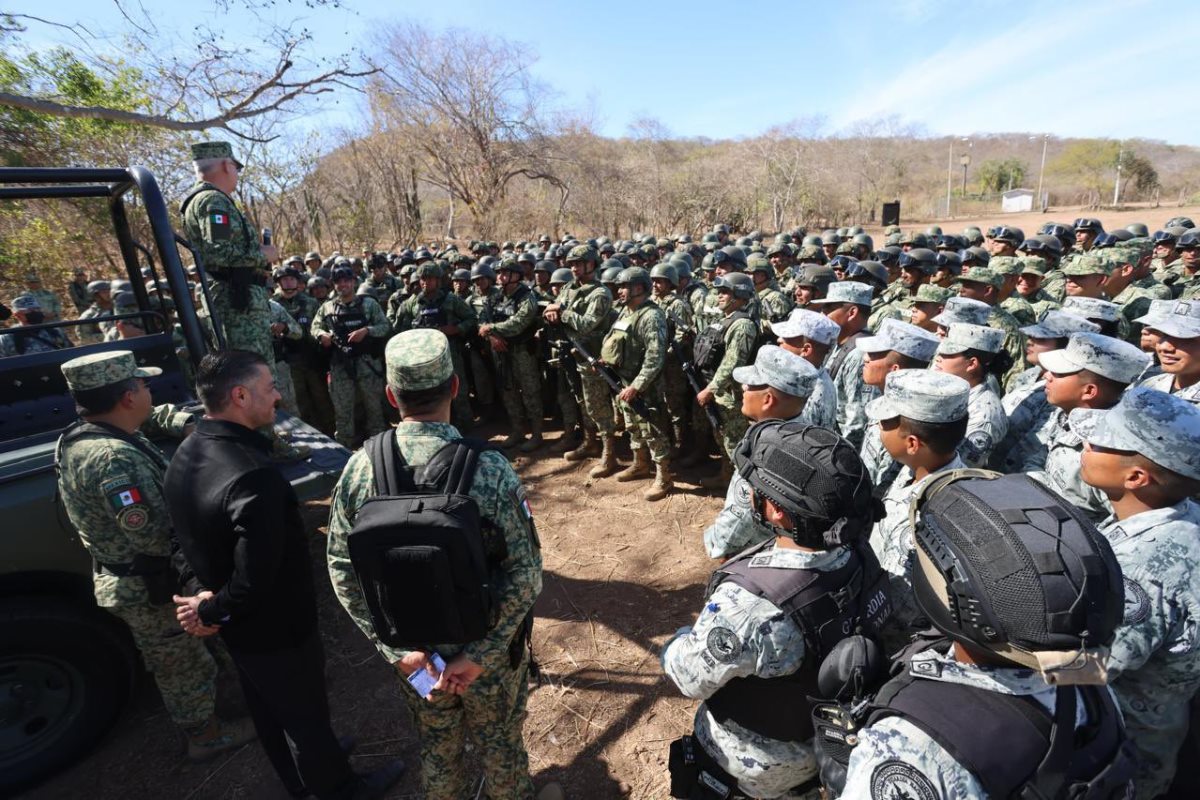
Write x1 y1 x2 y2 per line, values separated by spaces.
0 597 136 794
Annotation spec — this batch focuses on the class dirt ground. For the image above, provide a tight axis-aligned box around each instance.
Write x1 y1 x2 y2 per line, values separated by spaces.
20 427 726 800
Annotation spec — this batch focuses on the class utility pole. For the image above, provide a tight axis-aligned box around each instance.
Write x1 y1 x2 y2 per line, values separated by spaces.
1113 141 1123 206
946 137 954 218
1036 134 1048 211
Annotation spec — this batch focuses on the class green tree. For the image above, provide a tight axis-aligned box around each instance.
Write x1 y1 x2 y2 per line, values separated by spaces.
976 158 1026 193
1048 140 1121 205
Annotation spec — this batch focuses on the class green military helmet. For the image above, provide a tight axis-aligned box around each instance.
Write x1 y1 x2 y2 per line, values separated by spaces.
766 242 791 258
517 251 537 265
86 280 111 295
470 262 496 282
898 231 929 248
883 224 902 236
550 268 573 285
700 253 716 272
416 262 442 279
534 260 554 274
702 232 720 244
307 275 330 291
924 225 943 237
852 233 874 250
774 232 793 245
712 272 755 299
836 227 849 238
601 265 624 284
497 256 523 274
746 253 771 273
803 234 823 248
565 244 599 264
835 241 857 256
822 231 841 246
586 238 599 249
452 268 471 281
670 251 694 269
596 235 612 246
500 240 515 252
961 226 984 246
1126 222 1150 237
650 263 679 284
885 232 903 247
615 266 653 292
847 226 864 236
734 235 752 247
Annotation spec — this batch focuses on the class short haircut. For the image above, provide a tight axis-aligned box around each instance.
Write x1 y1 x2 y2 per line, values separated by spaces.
1078 368 1128 405
1133 454 1200 503
891 352 928 370
393 375 454 417
898 414 968 456
196 349 269 413
72 378 139 416
193 157 225 177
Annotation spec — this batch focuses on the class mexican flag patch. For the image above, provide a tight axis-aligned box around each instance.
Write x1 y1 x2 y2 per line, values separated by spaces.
212 213 228 225
108 487 143 511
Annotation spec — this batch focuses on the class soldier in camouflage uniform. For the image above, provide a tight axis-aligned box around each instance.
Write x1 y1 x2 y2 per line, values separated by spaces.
990 256 1037 326
1173 231 1200 300
1103 244 1171 342
650 263 696 451
932 323 1009 468
748 254 792 333
466 262 502 418
1080 387 1200 799
390 262 478 430
54 351 253 760
1149 228 1184 286
325 329 558 800
22 271 64 322
364 254 401 307
766 241 796 295
267 297 303 416
76 280 114 344
479 259 544 452
811 282 876 450
1014 256 1062 320
773 310 839 430
694 273 759 474
0 294 72 356
600 267 673 501
273 264 335 436
1137 299 1200 405
701 347 818 560
312 265 391 448
665 420 879 800
953 266 1027 390
543 246 616 460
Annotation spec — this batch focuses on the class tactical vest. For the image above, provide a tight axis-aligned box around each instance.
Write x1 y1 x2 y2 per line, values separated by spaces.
565 282 607 345
413 293 450 329
329 300 377 358
703 539 892 742
490 284 537 344
693 310 752 383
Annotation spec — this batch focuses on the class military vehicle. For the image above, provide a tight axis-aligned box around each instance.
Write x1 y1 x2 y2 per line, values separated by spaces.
0 167 349 792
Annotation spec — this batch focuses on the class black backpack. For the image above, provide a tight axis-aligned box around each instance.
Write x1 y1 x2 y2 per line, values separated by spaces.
347 430 504 648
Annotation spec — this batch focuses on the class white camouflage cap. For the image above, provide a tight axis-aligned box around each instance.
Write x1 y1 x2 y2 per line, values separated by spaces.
936 322 1005 355
808 281 874 307
732 345 817 398
1137 299 1200 339
1020 309 1101 339
865 368 970 423
931 296 991 327
773 308 841 345
856 318 941 362
1062 296 1120 324
1086 387 1200 480
1037 332 1150 384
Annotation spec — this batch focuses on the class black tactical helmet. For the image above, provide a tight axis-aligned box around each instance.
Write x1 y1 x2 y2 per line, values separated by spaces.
517 251 537 265
1126 222 1150 237
1178 230 1200 249
712 272 754 299
470 263 496 281
1166 216 1195 229
534 260 555 274
734 420 876 548
452 268 471 281
307 276 330 290
912 471 1123 673
600 265 624 284
275 265 304 282
331 266 355 282
900 248 938 272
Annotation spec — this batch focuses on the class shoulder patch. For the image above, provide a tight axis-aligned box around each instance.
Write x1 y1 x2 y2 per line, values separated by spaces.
510 485 533 521
116 505 150 532
1123 576 1151 625
706 626 742 664
107 485 144 512
209 211 231 241
870 760 939 800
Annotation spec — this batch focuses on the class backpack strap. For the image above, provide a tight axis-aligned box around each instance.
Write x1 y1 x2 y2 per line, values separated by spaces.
365 429 417 496
414 437 502 494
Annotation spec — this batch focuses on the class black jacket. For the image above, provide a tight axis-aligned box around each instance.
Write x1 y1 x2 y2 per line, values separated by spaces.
165 418 318 650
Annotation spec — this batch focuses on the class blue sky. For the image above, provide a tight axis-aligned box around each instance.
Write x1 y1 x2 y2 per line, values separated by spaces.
15 0 1198 145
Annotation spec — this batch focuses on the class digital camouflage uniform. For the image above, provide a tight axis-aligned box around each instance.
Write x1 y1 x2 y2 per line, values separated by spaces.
555 278 616 436
987 305 1027 391
1140 370 1200 405
326 331 542 800
311 293 391 448
267 298 303 416
797 367 837 430
958 383 1007 468
662 543 844 798
484 283 543 433
77 302 114 344
391 289 478 428
704 310 758 459
273 289 335 435
29 286 64 321
468 286 502 408
0 320 72 356
829 343 876 451
1030 409 1112 523
859 422 901 498
55 354 215 731
755 281 793 332
602 299 670 462
842 649 1103 800
658 290 695 436
991 370 1056 472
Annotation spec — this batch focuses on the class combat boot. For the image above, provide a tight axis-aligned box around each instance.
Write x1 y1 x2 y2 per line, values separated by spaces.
644 460 674 501
615 447 653 482
676 435 710 468
186 715 257 762
564 428 601 461
699 458 734 490
549 427 581 455
498 427 525 449
588 436 620 478
519 420 544 453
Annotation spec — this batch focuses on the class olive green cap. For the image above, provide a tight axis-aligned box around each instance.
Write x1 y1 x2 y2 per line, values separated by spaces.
190 141 243 169
1062 255 1111 277
61 350 161 392
385 329 453 391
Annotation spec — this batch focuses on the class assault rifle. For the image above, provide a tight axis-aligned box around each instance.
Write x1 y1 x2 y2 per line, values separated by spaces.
561 329 654 420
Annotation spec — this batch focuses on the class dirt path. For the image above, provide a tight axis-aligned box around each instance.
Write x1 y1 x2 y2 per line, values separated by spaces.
20 429 725 800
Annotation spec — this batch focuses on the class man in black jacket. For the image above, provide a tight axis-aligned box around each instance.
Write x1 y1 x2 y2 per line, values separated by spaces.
166 350 403 800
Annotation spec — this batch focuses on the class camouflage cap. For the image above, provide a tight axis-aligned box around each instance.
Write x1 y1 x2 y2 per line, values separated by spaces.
773 308 841 345
732 345 818 399
866 368 969 424
1137 298 1200 338
937 322 1005 356
1062 296 1121 324
190 141 243 169
1020 309 1101 339
988 256 1023 277
1086 387 1200 480
954 267 1002 288
913 284 953 304
808 281 873 307
61 350 162 392
1038 332 1149 384
386 329 453 391
931 296 992 327
1019 256 1048 276
12 293 41 310
1062 254 1110 277
856 318 941 362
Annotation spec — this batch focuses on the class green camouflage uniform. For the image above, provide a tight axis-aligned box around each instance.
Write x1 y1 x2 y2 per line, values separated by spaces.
180 181 274 371
76 303 114 344
468 286 502 407
311 294 391 448
273 289 335 435
326 416 542 799
55 354 214 730
390 289 479 428
867 286 914 333
554 278 615 436
704 311 758 459
1000 294 1037 326
1022 288 1061 321
755 281 793 331
658 291 696 435
0 322 72 356
602 299 670 463
484 285 542 433
1112 276 1171 342
267 299 303 415
366 273 402 308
